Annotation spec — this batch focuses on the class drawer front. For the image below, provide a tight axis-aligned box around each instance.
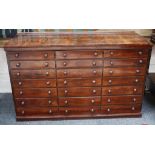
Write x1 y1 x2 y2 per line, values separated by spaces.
57 68 102 78
58 87 101 97
11 69 56 79
56 51 102 59
7 51 54 60
102 77 145 86
102 86 144 95
16 107 58 116
13 79 56 88
103 67 146 76
57 78 102 87
59 97 101 106
10 61 55 69
102 95 142 105
14 88 57 98
59 106 100 115
104 50 148 58
15 98 58 107
104 58 147 67
101 104 141 114
56 60 103 68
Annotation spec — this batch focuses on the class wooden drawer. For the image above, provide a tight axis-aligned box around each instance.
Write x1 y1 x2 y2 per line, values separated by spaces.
11 69 56 79
102 95 142 105
59 106 100 115
56 51 102 59
58 87 101 97
15 98 58 107
10 61 55 69
7 51 54 60
103 67 146 76
14 88 57 98
16 107 58 116
102 86 144 95
12 79 56 88
104 58 147 67
101 104 141 114
57 68 102 78
104 50 148 58
59 97 101 106
56 59 103 68
102 77 145 86
57 78 101 87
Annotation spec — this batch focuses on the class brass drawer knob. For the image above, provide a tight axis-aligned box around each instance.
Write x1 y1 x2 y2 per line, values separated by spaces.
16 63 21 67
90 108 94 113
92 61 96 66
132 107 135 111
44 53 48 58
64 90 68 94
21 101 25 105
44 62 49 67
110 61 113 65
135 79 139 83
46 81 50 85
93 70 97 74
48 90 52 94
92 89 97 93
49 109 52 114
92 80 96 84
21 110 25 115
19 91 23 95
15 53 19 58
64 71 67 75
109 70 113 74
64 80 67 85
64 100 68 105
65 109 68 114
48 100 52 104
133 88 137 92
110 51 114 55
133 98 136 102
18 81 22 86
108 80 112 84
63 62 67 66
94 52 98 56
108 89 112 93
107 98 111 103
107 108 111 112
46 71 49 76
136 69 140 73
63 53 67 57
16 72 20 76
91 99 95 104
139 60 143 64
138 51 143 55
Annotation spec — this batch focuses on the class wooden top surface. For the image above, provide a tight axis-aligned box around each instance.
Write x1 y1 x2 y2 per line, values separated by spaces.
4 31 152 49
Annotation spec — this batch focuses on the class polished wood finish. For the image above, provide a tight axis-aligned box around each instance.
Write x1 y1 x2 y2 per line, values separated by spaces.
4 32 152 121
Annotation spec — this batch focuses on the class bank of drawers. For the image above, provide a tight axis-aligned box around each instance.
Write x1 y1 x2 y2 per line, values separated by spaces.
7 49 149 119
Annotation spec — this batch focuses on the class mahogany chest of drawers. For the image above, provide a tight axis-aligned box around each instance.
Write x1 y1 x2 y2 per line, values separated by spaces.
4 32 152 121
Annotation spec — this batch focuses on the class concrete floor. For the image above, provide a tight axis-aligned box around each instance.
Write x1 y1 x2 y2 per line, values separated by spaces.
0 92 155 125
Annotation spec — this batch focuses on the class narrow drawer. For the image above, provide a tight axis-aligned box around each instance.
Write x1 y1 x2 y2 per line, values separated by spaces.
57 78 102 87
57 68 102 78
104 58 147 67
13 79 56 88
103 67 146 76
11 69 56 79
7 51 54 60
58 87 101 97
102 77 145 86
16 107 58 116
15 98 58 107
102 95 142 105
14 88 57 98
59 106 100 115
101 104 141 114
102 86 144 95
56 59 103 68
104 50 148 58
10 61 55 69
59 97 101 106
56 51 102 59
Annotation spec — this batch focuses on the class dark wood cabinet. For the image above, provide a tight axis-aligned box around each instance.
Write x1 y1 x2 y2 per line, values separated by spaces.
4 31 152 121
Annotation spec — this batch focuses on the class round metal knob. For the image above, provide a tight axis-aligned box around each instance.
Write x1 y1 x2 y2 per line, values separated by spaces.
15 53 19 58
48 100 52 104
107 98 111 103
92 90 96 93
133 88 137 92
64 90 68 94
109 70 113 74
63 62 67 66
132 107 135 111
108 80 112 84
21 101 25 105
48 90 51 94
94 52 98 56
46 71 49 76
18 81 22 86
133 98 136 102
44 62 49 67
91 99 95 104
64 100 68 105
64 80 67 85
21 110 25 115
139 60 143 64
19 91 23 95
108 89 112 93
17 72 20 76
46 81 50 85
135 79 139 83
93 70 97 74
44 53 48 58
110 61 113 65
63 53 67 57
107 108 111 112
16 63 21 67
64 71 67 75
90 108 94 113
138 51 143 55
92 62 96 66
65 109 68 114
110 51 114 55
49 109 52 114
92 80 96 84
136 70 140 73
